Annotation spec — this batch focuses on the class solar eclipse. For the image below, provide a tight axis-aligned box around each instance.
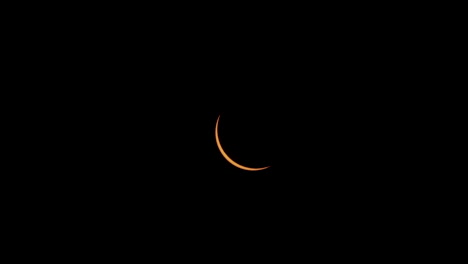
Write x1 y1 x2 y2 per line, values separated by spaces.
215 115 270 171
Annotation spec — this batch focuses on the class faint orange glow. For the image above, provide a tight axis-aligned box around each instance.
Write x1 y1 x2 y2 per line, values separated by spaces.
215 115 270 171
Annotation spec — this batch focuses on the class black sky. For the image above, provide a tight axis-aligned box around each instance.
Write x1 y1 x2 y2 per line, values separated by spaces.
16 7 419 234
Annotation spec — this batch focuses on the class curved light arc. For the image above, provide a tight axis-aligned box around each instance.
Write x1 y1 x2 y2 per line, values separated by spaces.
215 115 270 171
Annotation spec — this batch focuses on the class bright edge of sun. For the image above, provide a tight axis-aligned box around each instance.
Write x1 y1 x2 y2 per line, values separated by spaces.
215 115 270 171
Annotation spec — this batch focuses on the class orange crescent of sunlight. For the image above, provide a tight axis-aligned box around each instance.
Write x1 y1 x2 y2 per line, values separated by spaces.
215 115 270 171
